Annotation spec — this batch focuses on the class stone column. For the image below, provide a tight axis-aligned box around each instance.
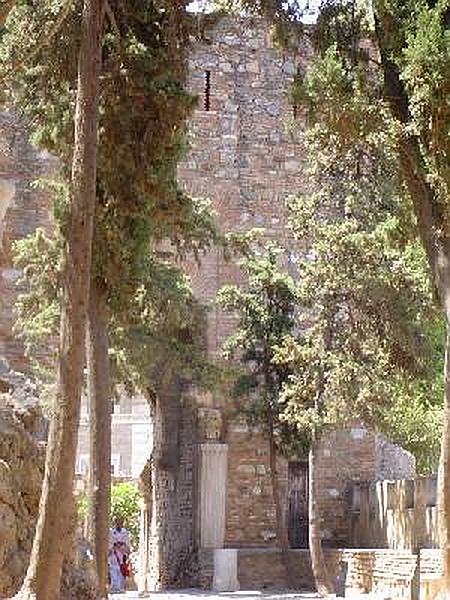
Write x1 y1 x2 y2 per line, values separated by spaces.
199 443 228 548
137 458 152 595
137 497 151 596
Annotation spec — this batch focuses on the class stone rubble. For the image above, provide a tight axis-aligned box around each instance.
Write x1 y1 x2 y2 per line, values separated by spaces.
0 359 96 599
0 360 45 597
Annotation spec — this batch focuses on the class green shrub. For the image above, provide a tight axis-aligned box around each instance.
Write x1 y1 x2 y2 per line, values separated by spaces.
110 481 141 550
76 480 141 550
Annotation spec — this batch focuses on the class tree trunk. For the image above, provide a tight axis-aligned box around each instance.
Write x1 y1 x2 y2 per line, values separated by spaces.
13 2 104 598
374 12 450 593
438 322 450 592
86 278 111 600
268 422 295 588
308 442 333 596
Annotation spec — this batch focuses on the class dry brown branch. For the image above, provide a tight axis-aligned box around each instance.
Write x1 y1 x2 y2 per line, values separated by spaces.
0 0 74 83
0 0 17 27
105 0 120 44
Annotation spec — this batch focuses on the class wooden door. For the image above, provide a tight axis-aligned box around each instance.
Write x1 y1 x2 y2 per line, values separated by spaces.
287 460 309 548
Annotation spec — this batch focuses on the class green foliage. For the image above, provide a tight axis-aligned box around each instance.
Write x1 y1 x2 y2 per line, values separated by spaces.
76 481 141 549
13 228 61 380
3 1 219 394
379 380 442 474
281 44 442 466
217 233 309 457
110 255 219 394
76 492 88 523
376 315 444 473
400 0 450 217
110 481 140 550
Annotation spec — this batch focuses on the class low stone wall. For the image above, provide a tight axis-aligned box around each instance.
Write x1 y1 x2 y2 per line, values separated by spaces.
235 548 419 595
420 550 443 600
198 547 442 600
326 549 418 599
351 476 439 549
326 548 441 600
238 549 312 590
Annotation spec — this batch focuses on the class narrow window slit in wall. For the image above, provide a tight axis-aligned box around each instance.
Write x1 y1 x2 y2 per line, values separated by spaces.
293 105 298 119
204 70 211 111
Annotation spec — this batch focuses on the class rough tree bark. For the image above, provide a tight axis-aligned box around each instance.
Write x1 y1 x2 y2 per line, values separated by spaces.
267 420 295 588
0 0 16 27
86 278 111 600
12 1 104 598
439 324 450 592
308 442 333 596
308 321 334 595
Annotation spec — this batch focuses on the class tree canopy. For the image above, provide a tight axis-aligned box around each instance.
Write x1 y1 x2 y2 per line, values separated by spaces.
2 0 219 394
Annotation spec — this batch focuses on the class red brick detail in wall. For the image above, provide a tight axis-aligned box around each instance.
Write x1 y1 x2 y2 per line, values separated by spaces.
223 424 382 549
224 425 288 547
315 427 378 547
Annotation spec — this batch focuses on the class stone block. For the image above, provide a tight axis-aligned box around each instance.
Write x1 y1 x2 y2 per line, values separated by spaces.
247 60 260 73
285 159 301 172
266 102 281 117
219 61 234 73
282 60 296 75
213 549 239 592
236 464 255 475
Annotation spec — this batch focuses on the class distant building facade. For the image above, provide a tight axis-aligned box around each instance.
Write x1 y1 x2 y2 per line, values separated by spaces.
76 394 152 479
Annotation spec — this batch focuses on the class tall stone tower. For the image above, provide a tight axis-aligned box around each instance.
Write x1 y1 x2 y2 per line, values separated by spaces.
180 13 307 544
146 15 309 591
180 15 306 357
144 16 415 593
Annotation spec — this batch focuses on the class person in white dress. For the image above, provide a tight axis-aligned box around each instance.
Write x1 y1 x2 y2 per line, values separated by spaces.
108 516 131 593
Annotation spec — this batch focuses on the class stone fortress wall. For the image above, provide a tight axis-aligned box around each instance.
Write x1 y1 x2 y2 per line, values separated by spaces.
0 110 55 373
0 13 430 598
142 14 418 593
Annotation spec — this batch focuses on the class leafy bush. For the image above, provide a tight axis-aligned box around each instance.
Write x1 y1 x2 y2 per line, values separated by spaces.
76 480 141 550
110 481 141 550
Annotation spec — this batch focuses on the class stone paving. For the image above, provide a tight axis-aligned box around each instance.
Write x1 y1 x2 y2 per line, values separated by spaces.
110 591 375 600
111 592 321 600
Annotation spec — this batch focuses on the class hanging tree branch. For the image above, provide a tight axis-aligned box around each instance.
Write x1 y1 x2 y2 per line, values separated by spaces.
105 0 120 43
0 0 74 83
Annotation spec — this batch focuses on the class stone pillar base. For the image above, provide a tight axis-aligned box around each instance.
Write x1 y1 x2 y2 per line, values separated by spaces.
213 549 239 592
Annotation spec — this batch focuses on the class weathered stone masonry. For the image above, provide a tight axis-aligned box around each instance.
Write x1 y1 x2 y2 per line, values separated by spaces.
146 15 416 592
0 15 420 595
0 110 54 373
